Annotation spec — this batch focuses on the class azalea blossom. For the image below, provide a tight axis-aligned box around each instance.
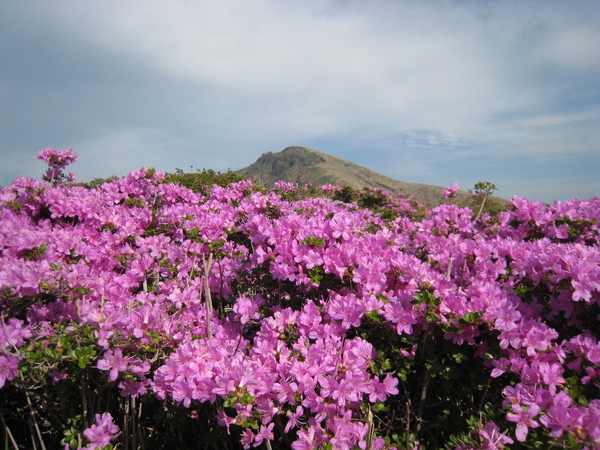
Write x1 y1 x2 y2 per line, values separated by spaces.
444 183 461 200
82 412 120 449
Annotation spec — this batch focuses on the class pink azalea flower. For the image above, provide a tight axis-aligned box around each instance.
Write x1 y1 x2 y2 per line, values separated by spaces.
443 183 461 200
97 349 129 381
0 355 20 388
506 403 540 441
368 374 399 403
477 422 514 449
82 412 120 449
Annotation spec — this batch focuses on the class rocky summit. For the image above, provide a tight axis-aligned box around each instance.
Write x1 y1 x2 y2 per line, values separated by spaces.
236 146 463 206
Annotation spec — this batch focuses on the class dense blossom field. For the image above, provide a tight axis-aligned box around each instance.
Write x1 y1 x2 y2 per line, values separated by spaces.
1 149 599 449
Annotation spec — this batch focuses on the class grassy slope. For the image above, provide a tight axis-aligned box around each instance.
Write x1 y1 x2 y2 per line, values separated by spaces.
237 146 476 206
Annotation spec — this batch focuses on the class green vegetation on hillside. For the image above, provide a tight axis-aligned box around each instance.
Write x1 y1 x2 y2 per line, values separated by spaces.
164 168 247 194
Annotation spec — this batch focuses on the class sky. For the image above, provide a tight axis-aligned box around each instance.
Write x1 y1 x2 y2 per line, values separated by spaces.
1 0 599 203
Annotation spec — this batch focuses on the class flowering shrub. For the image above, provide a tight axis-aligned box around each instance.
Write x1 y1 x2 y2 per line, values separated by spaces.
0 149 599 449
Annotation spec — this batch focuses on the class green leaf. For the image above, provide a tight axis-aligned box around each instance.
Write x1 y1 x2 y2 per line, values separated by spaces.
223 395 236 408
302 235 325 247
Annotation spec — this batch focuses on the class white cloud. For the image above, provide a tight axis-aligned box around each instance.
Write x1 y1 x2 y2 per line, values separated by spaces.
22 1 597 134
1 0 598 202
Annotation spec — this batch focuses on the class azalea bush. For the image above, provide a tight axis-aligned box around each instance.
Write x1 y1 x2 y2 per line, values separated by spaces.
0 148 599 449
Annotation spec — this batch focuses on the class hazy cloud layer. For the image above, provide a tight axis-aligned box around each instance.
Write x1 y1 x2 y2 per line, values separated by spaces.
1 0 598 202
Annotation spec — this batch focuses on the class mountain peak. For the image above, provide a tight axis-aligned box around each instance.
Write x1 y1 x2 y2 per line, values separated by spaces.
237 147 451 205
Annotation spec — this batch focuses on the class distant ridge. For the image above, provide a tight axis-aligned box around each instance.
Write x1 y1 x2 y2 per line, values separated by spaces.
236 146 459 206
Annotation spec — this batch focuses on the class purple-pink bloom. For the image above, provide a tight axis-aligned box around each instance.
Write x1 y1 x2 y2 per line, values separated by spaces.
506 403 540 442
368 374 399 403
82 412 120 449
539 403 571 438
285 405 305 433
37 147 78 167
233 295 264 324
50 367 69 382
240 428 255 449
444 183 461 200
37 147 78 185
291 421 325 450
97 349 129 381
0 355 20 388
118 379 148 398
477 422 514 449
0 317 32 348
254 423 275 446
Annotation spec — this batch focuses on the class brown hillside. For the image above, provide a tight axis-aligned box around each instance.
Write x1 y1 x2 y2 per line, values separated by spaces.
236 146 465 206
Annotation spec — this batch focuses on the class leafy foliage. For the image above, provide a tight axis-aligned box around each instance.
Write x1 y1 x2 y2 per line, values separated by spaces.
164 167 247 194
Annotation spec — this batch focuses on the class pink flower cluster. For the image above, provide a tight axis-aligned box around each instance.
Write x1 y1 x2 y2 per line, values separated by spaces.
1 152 600 448
36 147 78 185
444 182 461 200
82 412 120 449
